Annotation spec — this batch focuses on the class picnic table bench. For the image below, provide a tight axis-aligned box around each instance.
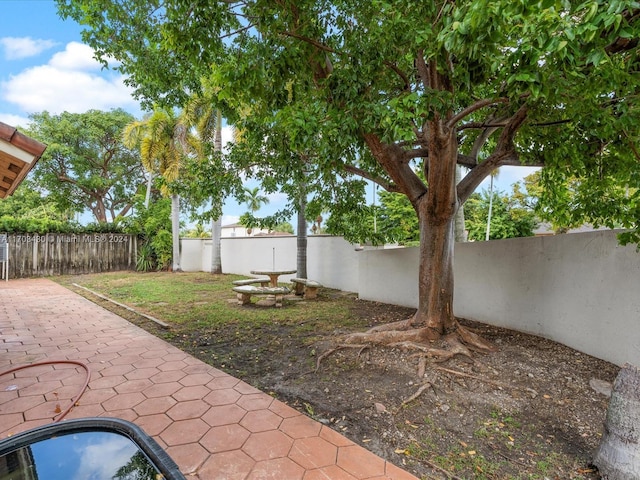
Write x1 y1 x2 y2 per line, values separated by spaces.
290 278 323 299
232 278 270 287
232 285 291 307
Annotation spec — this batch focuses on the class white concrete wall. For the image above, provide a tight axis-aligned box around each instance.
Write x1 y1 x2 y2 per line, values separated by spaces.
181 239 207 272
453 231 640 368
181 235 362 291
181 230 640 367
358 230 640 367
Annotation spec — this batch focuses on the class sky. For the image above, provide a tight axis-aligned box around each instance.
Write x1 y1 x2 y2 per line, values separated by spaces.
0 0 258 227
0 0 537 230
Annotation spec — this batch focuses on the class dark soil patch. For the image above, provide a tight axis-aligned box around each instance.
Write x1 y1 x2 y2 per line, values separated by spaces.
83 288 617 479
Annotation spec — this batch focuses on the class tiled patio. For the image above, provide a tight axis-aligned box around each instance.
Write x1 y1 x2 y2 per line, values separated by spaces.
0 278 419 479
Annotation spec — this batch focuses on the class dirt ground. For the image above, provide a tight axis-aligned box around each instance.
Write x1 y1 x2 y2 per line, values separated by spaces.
114 291 617 480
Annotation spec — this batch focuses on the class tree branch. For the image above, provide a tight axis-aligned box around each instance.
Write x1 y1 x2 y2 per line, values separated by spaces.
415 50 430 91
459 118 572 131
456 105 536 203
404 148 430 160
384 61 411 92
363 133 426 201
446 98 509 129
281 31 336 53
343 164 400 193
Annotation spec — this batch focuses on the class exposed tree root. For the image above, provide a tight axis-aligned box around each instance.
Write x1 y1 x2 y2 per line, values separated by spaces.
317 319 497 373
344 325 440 346
400 382 433 408
457 324 497 353
366 318 414 333
342 318 496 358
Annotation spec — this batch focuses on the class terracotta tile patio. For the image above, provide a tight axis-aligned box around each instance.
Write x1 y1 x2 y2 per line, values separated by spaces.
0 278 419 479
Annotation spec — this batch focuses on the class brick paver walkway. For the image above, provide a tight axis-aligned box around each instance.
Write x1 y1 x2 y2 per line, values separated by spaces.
0 278 418 480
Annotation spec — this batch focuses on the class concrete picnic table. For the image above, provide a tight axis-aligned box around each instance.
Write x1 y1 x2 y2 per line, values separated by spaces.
250 269 296 287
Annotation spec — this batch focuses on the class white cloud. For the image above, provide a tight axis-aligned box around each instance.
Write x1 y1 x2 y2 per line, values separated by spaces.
0 113 31 128
0 36 57 60
1 42 141 116
49 42 101 70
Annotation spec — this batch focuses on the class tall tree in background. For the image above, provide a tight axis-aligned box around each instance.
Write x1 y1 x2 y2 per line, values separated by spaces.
242 187 270 215
183 89 226 274
376 190 420 246
240 186 270 234
465 189 538 241
27 109 144 223
0 179 69 222
123 108 189 271
485 169 500 241
60 0 640 356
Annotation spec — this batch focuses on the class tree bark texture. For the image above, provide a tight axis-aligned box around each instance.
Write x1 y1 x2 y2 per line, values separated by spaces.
594 363 640 479
210 113 223 274
411 124 458 334
171 194 181 272
211 215 222 274
454 165 467 242
296 196 308 279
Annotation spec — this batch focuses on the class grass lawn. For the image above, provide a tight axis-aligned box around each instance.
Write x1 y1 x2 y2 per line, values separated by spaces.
57 270 365 338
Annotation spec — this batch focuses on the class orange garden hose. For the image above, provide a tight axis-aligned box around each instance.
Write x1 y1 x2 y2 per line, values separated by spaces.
0 360 91 422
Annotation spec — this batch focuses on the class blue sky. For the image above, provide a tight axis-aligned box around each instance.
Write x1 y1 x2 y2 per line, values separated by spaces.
0 0 536 229
0 0 260 227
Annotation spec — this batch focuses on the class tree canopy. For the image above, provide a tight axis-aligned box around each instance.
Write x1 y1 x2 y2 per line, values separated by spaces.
465 188 539 241
27 109 145 223
58 0 640 350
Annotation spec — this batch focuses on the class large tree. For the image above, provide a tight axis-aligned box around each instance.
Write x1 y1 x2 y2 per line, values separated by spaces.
182 90 227 274
27 109 144 223
59 1 640 354
123 108 190 271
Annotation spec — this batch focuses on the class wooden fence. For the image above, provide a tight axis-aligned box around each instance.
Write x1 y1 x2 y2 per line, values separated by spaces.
1 233 138 279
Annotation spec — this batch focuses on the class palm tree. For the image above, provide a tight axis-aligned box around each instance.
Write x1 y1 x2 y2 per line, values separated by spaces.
123 108 189 271
485 168 500 241
182 91 228 274
243 186 270 213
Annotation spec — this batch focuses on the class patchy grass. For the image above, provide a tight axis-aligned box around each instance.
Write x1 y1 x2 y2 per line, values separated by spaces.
59 271 361 332
54 271 614 480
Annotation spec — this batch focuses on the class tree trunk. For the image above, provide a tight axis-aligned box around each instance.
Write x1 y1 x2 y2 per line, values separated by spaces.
91 198 108 223
414 201 456 335
412 125 458 335
454 165 467 242
210 110 223 274
593 363 640 479
171 193 181 272
297 194 308 278
211 215 222 274
486 174 494 241
144 172 153 208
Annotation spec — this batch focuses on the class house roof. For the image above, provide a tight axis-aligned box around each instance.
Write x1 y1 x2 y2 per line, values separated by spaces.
0 122 47 199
